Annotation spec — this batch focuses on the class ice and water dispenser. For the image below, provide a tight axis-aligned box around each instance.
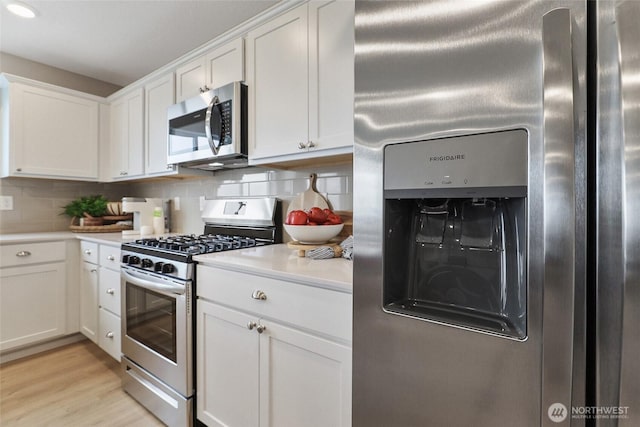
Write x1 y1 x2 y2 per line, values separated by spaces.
383 130 528 338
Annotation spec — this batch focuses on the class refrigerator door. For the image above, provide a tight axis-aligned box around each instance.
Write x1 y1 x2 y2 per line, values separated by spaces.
353 1 586 426
596 1 640 425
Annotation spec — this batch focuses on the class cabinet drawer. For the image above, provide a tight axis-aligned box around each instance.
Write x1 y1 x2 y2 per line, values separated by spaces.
99 308 121 361
80 241 98 264
99 267 121 316
99 244 121 270
0 241 66 267
197 266 352 342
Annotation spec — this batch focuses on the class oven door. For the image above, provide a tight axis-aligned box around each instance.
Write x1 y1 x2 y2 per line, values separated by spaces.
121 266 193 397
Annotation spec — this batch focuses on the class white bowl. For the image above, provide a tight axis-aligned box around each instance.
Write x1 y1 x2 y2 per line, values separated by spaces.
284 223 344 244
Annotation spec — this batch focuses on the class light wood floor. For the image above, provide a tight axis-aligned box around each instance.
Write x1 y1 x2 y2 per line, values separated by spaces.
0 340 164 426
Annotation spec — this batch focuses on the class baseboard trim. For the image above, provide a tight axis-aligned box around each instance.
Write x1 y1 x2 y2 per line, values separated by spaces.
0 333 87 364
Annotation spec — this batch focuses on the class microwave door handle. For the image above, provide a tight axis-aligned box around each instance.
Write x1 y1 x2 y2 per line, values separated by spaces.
205 95 221 155
122 269 184 297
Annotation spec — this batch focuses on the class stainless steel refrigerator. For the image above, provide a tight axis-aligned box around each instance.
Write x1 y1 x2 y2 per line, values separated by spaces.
353 1 639 426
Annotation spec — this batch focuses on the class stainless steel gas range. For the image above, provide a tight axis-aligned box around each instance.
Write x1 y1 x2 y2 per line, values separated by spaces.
120 198 282 427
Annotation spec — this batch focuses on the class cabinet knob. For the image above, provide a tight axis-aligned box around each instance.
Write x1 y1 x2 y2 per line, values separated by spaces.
84 249 92 255
16 168 22 172
200 85 210 93
105 331 114 339
256 324 267 334
90 268 97 273
307 141 315 149
251 290 267 301
106 288 115 295
107 255 115 261
298 142 307 149
247 322 257 330
16 250 31 257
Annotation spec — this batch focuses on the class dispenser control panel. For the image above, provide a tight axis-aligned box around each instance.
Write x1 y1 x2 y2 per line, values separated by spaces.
384 129 528 193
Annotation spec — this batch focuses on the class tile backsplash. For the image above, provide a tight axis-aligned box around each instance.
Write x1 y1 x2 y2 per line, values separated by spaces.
0 163 352 235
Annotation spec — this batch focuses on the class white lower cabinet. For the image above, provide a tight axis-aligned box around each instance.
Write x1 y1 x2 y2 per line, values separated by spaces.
80 260 99 343
196 266 352 427
0 240 74 353
0 262 67 351
98 307 121 361
79 240 121 360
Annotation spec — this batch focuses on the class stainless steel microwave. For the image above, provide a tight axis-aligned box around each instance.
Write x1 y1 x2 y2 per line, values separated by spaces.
167 81 247 170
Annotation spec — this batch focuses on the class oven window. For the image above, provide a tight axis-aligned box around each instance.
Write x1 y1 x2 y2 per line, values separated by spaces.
125 284 177 363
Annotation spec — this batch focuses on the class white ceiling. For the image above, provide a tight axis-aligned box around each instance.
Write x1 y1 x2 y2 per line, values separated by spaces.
0 0 279 87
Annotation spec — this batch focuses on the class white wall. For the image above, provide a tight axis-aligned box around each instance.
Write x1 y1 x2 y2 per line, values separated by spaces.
0 53 121 97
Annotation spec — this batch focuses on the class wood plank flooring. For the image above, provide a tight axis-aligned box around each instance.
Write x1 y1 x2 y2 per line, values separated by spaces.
0 340 164 426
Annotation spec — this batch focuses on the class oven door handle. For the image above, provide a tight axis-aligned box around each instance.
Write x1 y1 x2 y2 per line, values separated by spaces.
122 269 185 296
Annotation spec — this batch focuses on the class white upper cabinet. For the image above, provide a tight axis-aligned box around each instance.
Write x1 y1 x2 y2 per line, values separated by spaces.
247 0 354 164
145 73 176 175
175 38 245 103
0 75 100 181
110 87 144 180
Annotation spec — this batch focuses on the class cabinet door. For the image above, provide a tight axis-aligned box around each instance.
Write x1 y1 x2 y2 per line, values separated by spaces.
145 73 176 175
8 83 98 180
308 0 354 152
98 308 121 361
205 38 245 89
0 262 67 351
175 57 206 103
98 267 121 316
259 320 352 427
80 261 99 343
197 300 259 427
110 88 144 179
247 5 309 160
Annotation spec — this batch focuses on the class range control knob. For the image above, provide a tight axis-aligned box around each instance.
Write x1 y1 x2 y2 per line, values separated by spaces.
161 263 175 274
121 254 130 264
154 262 164 272
128 256 140 265
141 258 154 268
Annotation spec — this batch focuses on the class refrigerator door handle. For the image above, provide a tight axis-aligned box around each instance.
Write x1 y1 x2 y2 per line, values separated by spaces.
541 7 576 424
614 2 640 420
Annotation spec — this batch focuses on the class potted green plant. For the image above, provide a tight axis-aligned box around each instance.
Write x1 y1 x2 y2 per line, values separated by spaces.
62 195 108 226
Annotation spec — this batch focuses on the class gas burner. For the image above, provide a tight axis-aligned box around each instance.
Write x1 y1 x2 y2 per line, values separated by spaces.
128 234 258 256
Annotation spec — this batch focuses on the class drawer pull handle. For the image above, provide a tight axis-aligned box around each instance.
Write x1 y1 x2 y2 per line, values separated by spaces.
16 251 32 257
247 322 257 330
84 249 92 255
107 255 115 261
106 331 114 339
252 290 267 301
106 288 115 295
256 324 267 334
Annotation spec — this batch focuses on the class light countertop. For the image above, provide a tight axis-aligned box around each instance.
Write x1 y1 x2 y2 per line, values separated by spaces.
194 244 353 293
0 231 168 245
1 233 353 292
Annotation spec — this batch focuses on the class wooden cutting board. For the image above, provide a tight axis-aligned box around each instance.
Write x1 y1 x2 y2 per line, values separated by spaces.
287 241 342 257
287 173 330 213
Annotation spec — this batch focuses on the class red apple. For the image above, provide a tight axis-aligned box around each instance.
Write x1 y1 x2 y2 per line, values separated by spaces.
307 207 328 224
286 210 309 225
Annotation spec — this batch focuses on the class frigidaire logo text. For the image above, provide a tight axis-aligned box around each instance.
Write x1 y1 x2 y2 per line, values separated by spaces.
429 154 466 162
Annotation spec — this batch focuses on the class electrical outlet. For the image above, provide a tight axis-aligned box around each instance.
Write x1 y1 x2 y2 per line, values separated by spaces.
199 196 205 211
173 197 180 211
0 195 14 211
